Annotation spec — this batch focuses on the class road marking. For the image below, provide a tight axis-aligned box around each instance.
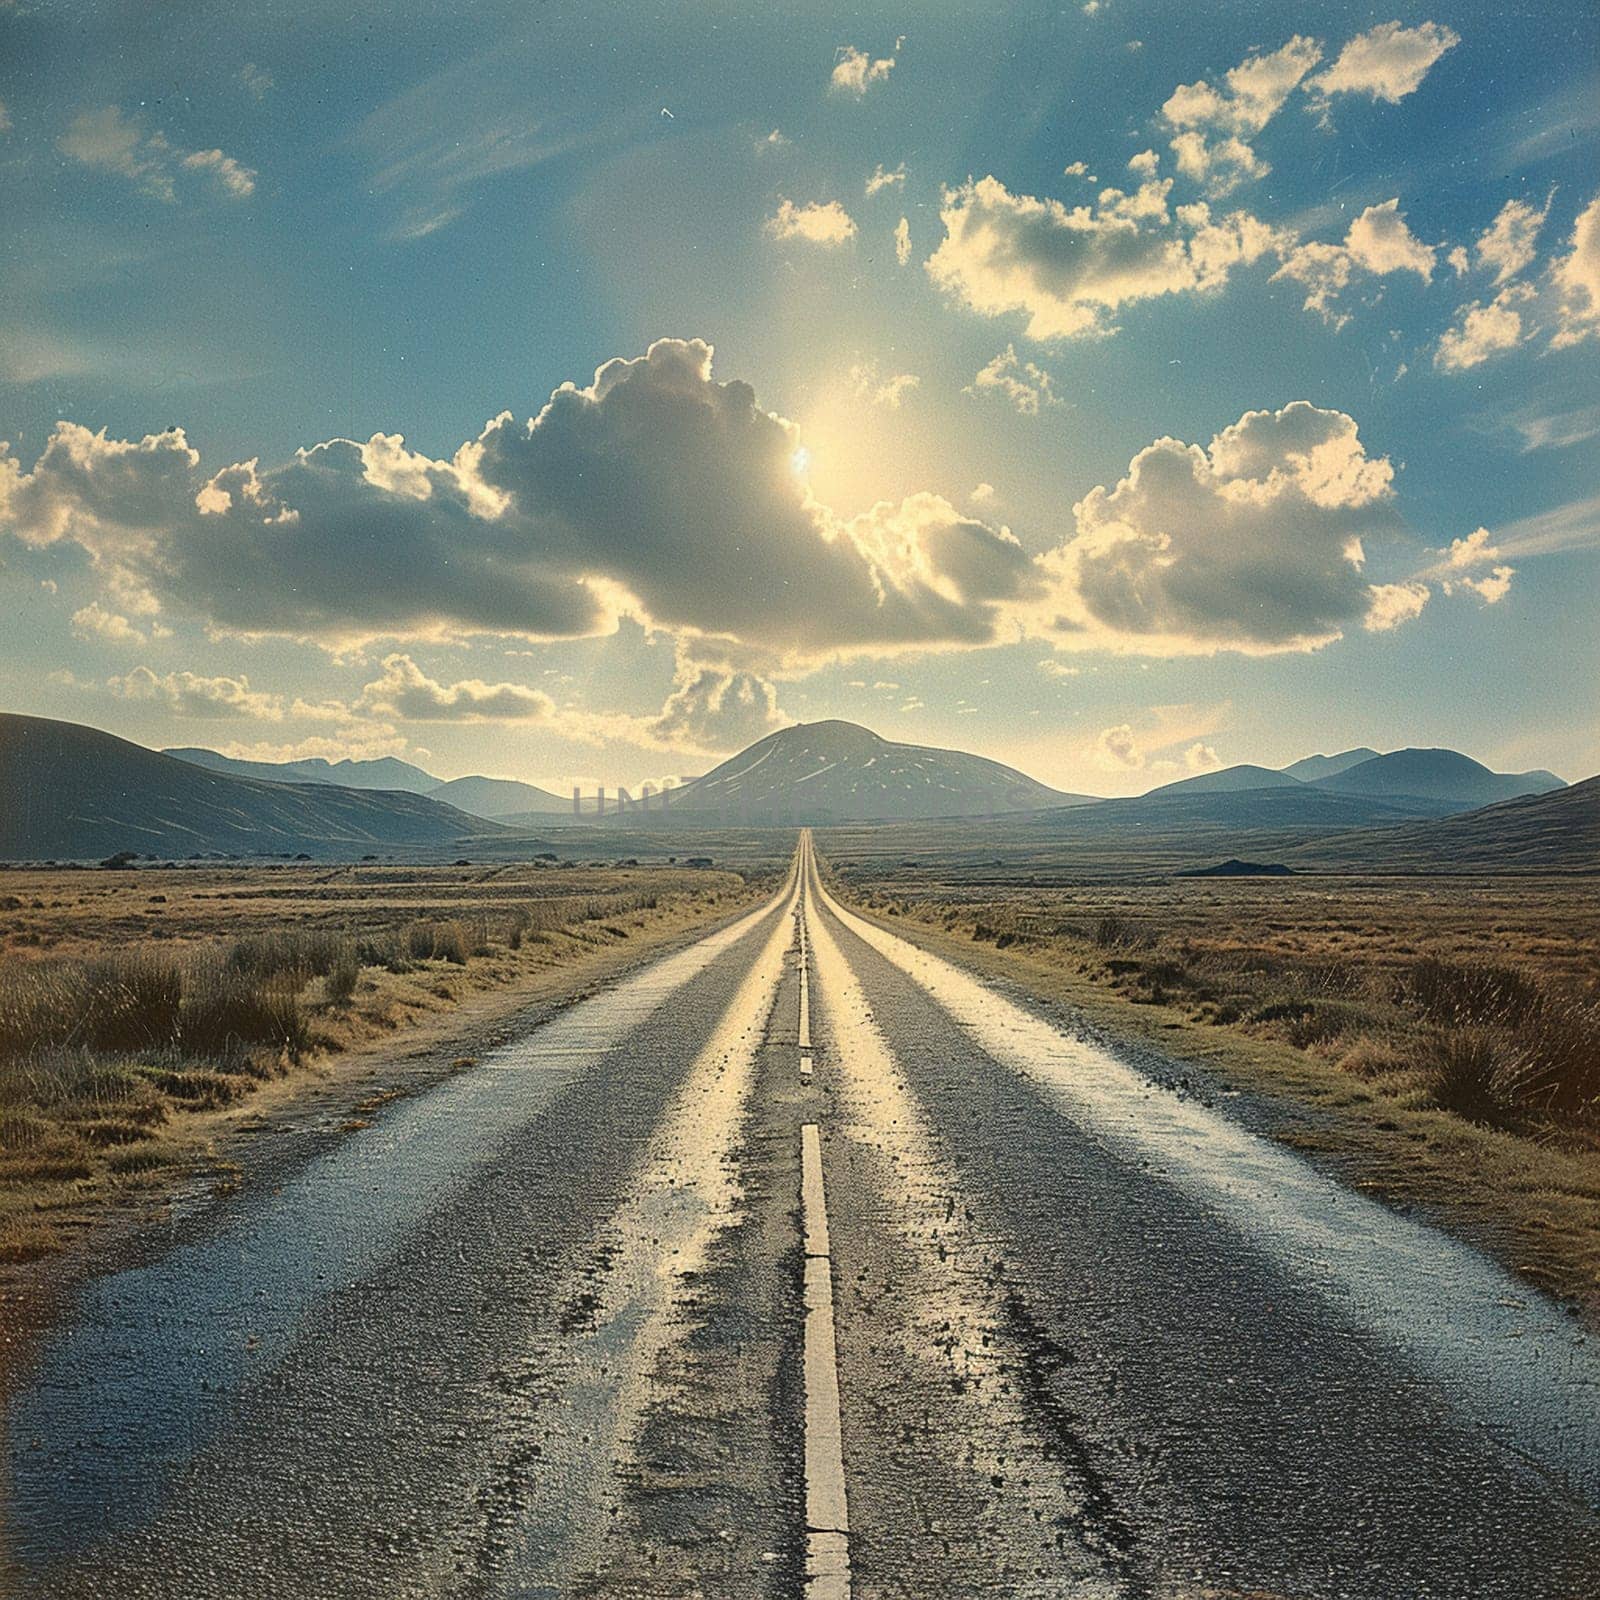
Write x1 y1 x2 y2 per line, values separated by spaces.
801 1121 850 1598
800 1053 813 1080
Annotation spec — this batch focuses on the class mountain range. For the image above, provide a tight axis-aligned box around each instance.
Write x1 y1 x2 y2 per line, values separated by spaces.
0 713 1584 862
167 747 571 816
3 715 510 860
1145 748 1563 814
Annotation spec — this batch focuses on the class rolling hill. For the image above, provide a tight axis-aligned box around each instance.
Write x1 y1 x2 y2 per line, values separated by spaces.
1144 764 1305 798
1310 748 1564 808
165 747 440 794
1289 774 1600 873
1281 748 1380 782
666 720 1092 822
2 715 509 860
426 774 570 817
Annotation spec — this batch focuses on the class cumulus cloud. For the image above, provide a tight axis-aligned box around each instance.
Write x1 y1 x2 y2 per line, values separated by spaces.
967 345 1058 413
58 106 254 202
1431 526 1515 605
107 666 285 719
866 162 906 195
850 361 920 408
358 653 558 721
927 174 1285 340
894 215 912 266
1184 741 1222 772
182 147 257 198
3 346 1435 673
1435 284 1534 370
1095 723 1144 769
71 601 151 646
647 645 785 754
831 42 898 97
1274 199 1434 327
1161 36 1323 195
1364 581 1430 631
1309 20 1459 104
1042 401 1402 653
1477 194 1551 284
1551 193 1600 349
766 197 857 246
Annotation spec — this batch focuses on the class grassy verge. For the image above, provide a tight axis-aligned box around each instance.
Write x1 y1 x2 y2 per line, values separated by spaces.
0 863 763 1262
829 869 1600 1320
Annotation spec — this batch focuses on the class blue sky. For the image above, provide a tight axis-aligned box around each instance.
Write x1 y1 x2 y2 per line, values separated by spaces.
1 0 1596 794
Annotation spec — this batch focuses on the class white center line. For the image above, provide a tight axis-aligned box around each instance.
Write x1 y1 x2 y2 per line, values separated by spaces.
801 1119 850 1599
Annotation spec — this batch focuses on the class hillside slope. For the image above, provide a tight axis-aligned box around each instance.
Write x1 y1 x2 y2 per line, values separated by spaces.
1290 774 1600 872
165 747 440 794
1312 748 1564 808
427 774 570 817
671 720 1091 821
1144 764 1305 798
3 715 503 860
1281 748 1380 781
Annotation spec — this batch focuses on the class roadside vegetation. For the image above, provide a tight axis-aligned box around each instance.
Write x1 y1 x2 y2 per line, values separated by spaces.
835 868 1600 1313
0 861 758 1262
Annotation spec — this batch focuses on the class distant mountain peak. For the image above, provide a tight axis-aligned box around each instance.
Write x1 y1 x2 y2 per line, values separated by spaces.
671 719 1092 822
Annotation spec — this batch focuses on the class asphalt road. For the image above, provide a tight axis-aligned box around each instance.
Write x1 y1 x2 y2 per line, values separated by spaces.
3 832 1598 1598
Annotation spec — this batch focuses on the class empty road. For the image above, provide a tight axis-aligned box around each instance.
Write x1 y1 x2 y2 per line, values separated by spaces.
3 832 1598 1598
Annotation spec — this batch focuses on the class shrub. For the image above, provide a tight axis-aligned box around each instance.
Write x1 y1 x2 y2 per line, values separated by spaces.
1427 1028 1512 1126
325 952 360 1005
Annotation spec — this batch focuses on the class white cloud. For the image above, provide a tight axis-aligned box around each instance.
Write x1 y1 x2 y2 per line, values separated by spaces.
1274 199 1434 326
3 348 1433 673
1063 161 1095 180
866 162 906 195
1184 741 1222 772
1435 284 1534 371
58 105 253 203
1431 527 1515 606
107 666 285 719
1161 36 1323 196
1 341 1034 667
239 64 274 101
850 361 920 408
358 653 558 721
71 601 155 646
1364 581 1430 631
894 215 912 266
1043 401 1402 653
1551 192 1600 349
967 346 1058 414
1309 20 1459 105
927 174 1286 340
1127 149 1160 177
1476 194 1551 284
182 147 257 198
766 197 857 246
1096 723 1144 769
1443 527 1500 569
970 482 995 503
1509 404 1600 453
830 42 898 97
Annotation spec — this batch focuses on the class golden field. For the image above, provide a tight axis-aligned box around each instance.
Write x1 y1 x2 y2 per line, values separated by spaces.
833 868 1600 1318
0 858 762 1263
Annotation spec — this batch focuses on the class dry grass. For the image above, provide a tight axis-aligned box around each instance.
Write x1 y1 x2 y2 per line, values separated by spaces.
836 869 1600 1317
0 859 758 1259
